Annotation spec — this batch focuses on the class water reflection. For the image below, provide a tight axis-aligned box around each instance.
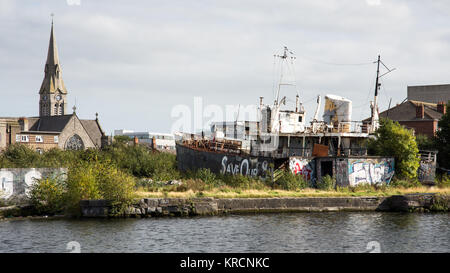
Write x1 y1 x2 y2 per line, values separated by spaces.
0 212 448 253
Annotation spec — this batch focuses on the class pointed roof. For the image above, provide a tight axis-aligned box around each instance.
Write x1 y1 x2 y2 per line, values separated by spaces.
364 100 444 121
39 22 68 94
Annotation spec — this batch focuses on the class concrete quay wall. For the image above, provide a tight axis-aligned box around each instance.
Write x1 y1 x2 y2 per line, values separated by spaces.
79 194 449 218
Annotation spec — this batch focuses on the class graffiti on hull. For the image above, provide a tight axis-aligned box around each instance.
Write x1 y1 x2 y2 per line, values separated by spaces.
289 157 315 181
348 158 394 186
221 156 271 178
418 161 436 183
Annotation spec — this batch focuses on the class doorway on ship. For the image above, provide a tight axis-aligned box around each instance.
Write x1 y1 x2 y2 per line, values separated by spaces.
320 160 333 177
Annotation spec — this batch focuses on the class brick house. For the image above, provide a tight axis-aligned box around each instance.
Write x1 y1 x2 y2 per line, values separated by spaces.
378 100 446 138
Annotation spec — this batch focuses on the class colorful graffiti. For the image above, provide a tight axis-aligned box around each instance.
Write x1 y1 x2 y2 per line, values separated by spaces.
289 157 315 181
348 158 394 186
418 161 436 183
0 168 67 199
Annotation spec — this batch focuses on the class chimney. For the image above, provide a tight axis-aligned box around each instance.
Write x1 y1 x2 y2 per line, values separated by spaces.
295 95 300 112
19 117 29 131
416 103 424 119
437 101 447 115
152 136 157 150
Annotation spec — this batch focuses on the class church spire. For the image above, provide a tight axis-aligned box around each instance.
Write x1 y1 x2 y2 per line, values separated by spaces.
39 21 67 95
39 20 68 117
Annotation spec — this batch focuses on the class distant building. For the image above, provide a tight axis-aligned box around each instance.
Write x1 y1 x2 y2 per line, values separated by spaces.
407 84 450 104
114 130 175 151
0 22 107 152
378 100 446 138
210 121 259 140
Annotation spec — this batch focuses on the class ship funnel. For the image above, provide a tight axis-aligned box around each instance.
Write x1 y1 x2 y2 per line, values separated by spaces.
323 94 352 132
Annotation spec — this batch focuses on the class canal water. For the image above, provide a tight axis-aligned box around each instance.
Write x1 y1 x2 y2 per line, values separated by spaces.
0 212 448 253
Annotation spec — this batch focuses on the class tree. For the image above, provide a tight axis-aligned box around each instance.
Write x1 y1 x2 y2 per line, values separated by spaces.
415 134 435 151
368 118 420 179
113 135 131 144
435 102 450 169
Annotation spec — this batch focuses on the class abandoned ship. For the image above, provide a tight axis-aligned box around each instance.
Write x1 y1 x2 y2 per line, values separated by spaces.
175 47 396 187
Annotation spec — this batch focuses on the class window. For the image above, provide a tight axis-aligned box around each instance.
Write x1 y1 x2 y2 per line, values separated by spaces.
35 135 43 143
298 116 303 122
54 103 58 115
54 136 59 143
64 134 84 150
21 135 29 142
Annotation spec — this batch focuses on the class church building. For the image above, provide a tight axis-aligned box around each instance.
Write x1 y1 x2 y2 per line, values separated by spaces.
0 22 108 152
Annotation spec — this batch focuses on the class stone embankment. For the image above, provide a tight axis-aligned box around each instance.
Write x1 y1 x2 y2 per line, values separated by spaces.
79 193 449 218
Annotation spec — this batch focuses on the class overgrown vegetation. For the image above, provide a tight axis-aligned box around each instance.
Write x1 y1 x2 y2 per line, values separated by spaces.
276 171 309 191
388 177 421 188
316 175 336 191
1 132 450 213
28 160 136 216
435 102 450 170
435 174 450 189
415 134 435 151
368 118 420 180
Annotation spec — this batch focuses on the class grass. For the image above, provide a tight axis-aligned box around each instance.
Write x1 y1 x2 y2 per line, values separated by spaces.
135 185 450 199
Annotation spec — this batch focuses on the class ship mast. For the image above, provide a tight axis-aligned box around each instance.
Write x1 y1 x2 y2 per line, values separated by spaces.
370 55 395 133
274 46 297 105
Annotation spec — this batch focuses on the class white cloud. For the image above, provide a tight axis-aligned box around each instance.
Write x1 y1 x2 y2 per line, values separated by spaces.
366 0 381 6
1 1 450 132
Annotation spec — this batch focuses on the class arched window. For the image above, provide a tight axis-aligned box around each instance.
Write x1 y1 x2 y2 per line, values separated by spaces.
41 103 48 116
64 134 85 150
54 103 59 115
59 103 64 115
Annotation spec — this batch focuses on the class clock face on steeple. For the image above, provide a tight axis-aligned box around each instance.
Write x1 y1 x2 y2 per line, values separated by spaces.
55 94 62 101
43 95 47 100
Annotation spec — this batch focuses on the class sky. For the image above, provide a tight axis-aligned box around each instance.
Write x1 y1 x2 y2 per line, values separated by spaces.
1 0 450 135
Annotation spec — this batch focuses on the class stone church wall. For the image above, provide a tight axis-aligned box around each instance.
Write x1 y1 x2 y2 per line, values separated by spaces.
58 115 96 150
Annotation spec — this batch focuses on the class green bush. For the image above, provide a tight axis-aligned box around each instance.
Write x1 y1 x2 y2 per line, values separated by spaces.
220 174 267 190
316 175 336 190
0 142 182 182
29 177 66 215
435 102 450 169
415 135 435 151
27 159 136 216
65 161 136 216
389 177 421 188
195 168 220 186
277 171 309 191
1 144 40 167
103 144 180 180
176 179 207 192
436 174 450 188
95 162 136 215
368 118 420 180
114 135 131 144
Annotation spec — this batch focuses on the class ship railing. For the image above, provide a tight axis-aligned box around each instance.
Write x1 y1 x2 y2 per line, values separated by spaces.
340 148 368 157
288 148 312 157
181 138 243 155
334 121 367 133
309 121 367 134
419 150 438 163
